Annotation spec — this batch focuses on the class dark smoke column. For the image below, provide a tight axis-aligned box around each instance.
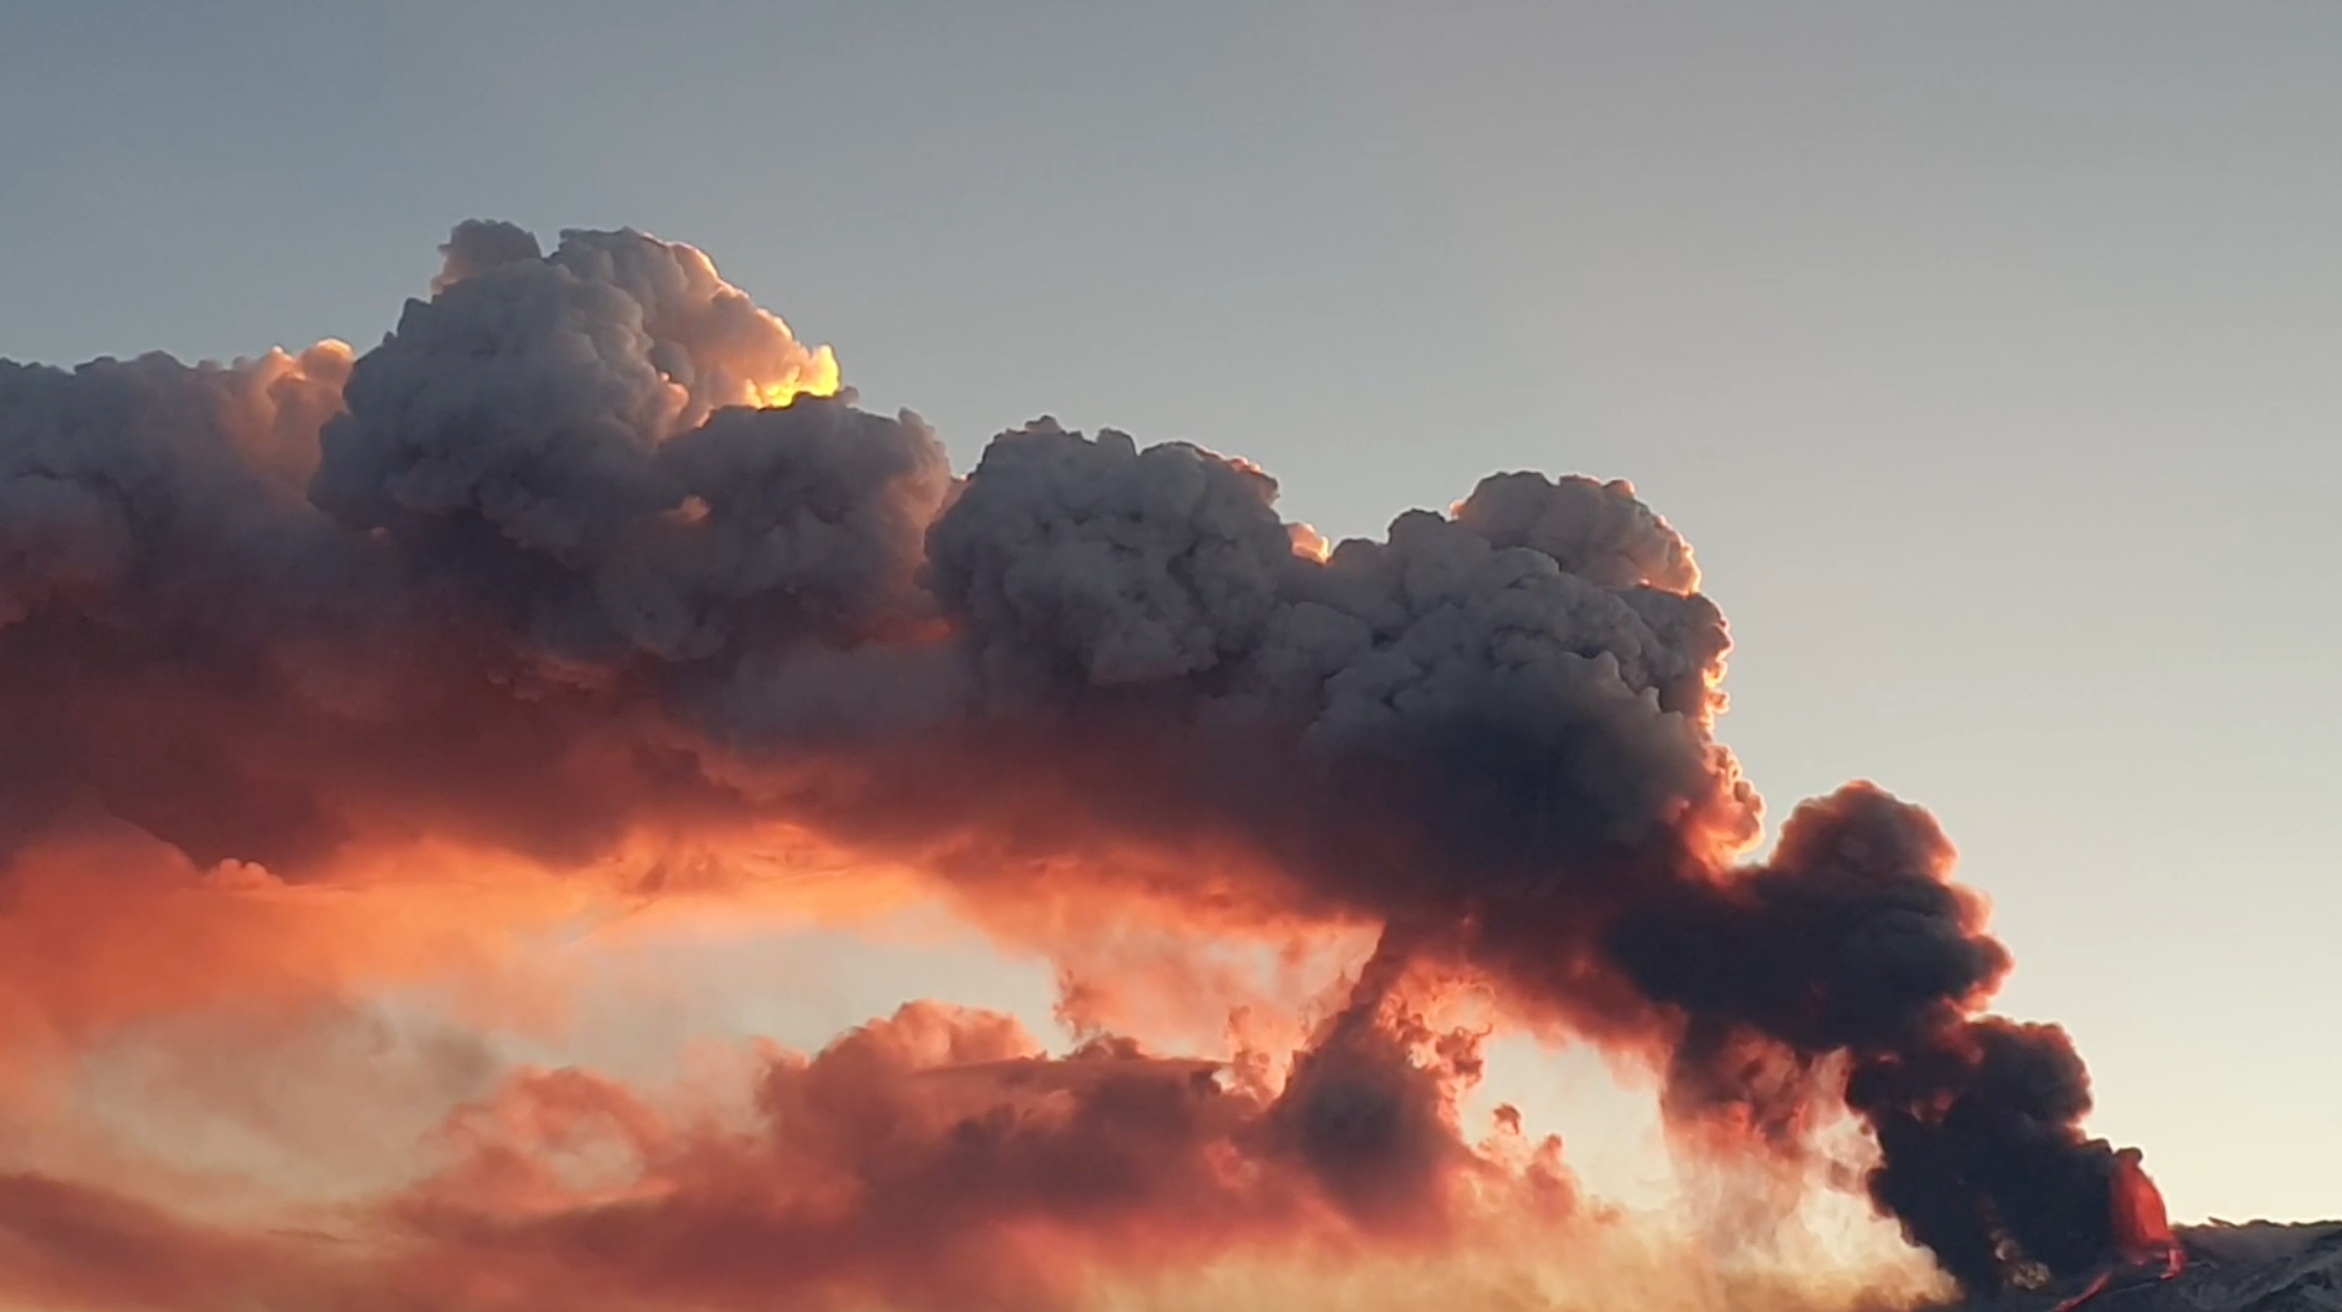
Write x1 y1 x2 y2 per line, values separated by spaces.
918 419 2157 1294
1610 785 2153 1292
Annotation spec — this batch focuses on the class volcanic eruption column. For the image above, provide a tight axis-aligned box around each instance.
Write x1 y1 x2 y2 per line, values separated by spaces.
0 219 2165 1297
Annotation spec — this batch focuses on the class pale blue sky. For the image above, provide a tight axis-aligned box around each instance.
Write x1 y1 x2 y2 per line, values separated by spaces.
5 2 2337 1221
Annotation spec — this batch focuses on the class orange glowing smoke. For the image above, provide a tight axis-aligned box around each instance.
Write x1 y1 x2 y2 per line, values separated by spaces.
612 229 842 416
1288 521 1333 563
2112 1148 2182 1273
2045 1152 2185 1312
746 340 841 409
425 218 843 420
701 294 839 413
2048 1271 2115 1312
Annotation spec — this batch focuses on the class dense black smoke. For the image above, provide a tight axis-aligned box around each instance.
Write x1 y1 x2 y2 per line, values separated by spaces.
1613 785 2139 1289
0 220 2152 1294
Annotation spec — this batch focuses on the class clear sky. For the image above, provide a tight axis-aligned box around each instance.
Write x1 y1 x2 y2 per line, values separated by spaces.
4 1 2337 1223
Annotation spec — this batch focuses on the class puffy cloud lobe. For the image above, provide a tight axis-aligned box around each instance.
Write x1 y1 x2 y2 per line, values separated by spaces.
0 232 934 884
924 420 1296 692
656 400 951 648
1612 785 2005 1056
315 226 839 550
517 397 952 665
1262 507 1754 869
0 350 359 637
1450 470 1701 594
432 218 544 294
915 418 1754 896
553 228 840 413
312 230 900 667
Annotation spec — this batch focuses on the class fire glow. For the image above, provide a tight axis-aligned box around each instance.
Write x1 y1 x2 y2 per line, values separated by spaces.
0 219 2175 1312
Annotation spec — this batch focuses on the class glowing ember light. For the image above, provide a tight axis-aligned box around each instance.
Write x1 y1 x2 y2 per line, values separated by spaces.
2113 1148 2181 1268
2045 1152 2187 1312
1288 521 1332 563
2049 1271 2115 1312
746 340 841 408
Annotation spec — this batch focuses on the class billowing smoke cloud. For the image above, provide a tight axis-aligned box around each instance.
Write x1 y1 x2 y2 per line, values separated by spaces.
0 220 2161 1302
0 1002 1550 1312
381 1003 1508 1312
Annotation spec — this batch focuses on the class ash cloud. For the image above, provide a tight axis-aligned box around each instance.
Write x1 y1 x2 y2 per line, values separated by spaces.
0 1003 1529 1312
0 219 2162 1298
396 1004 1507 1311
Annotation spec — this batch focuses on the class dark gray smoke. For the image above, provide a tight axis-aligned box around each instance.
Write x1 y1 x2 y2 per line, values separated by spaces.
0 219 2153 1294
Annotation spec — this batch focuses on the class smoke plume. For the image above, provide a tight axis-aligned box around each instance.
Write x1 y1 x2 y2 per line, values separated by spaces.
0 221 2162 1305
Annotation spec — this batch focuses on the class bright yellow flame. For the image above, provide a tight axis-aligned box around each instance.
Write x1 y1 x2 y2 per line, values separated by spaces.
1288 522 1333 563
748 342 842 409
